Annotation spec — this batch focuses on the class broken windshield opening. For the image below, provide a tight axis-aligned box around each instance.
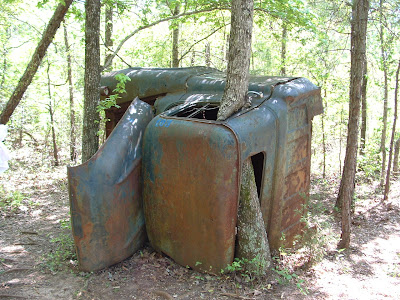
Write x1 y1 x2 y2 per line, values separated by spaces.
171 103 220 120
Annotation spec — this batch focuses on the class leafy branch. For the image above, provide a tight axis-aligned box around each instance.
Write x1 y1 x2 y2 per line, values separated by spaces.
102 6 229 71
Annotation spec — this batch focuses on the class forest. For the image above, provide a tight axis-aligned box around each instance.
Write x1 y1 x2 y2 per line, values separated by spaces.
0 0 399 299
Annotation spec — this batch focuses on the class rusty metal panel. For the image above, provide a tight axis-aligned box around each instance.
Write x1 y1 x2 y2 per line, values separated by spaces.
100 67 217 105
93 69 323 269
263 82 321 250
143 117 240 274
142 76 323 267
68 99 153 272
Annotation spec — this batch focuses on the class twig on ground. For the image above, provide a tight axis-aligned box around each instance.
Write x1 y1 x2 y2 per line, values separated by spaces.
220 292 255 299
152 290 174 299
20 231 38 235
0 260 12 268
14 243 37 246
3 268 32 274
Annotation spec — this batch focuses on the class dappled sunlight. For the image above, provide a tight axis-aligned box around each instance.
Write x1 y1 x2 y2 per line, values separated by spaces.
0 245 26 253
1 132 400 299
305 176 400 299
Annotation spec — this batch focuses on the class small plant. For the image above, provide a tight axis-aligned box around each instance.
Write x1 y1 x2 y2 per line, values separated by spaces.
272 256 308 295
294 193 332 266
221 256 267 282
96 73 130 138
388 253 400 278
357 130 382 182
0 187 31 211
222 258 244 274
43 218 77 273
194 275 205 281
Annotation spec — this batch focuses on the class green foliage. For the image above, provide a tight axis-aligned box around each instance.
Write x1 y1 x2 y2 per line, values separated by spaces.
255 0 317 31
358 130 383 181
272 260 308 295
43 218 77 273
221 256 268 282
273 235 308 295
96 73 128 113
387 253 400 278
0 186 33 211
36 0 49 8
298 209 329 265
96 73 129 137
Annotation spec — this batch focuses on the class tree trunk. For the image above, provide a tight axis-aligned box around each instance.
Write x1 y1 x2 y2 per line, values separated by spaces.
0 0 73 124
47 62 59 167
280 24 287 76
236 158 271 273
63 22 77 163
393 138 400 176
217 0 254 122
0 28 10 93
104 2 114 72
337 0 369 250
379 0 388 186
82 0 101 163
322 94 327 179
171 4 180 68
360 60 367 155
190 51 196 66
217 0 271 274
205 42 211 67
383 59 400 201
335 105 344 209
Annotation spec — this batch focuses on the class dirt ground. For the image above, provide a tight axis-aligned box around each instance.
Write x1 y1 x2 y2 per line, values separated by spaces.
1 151 400 299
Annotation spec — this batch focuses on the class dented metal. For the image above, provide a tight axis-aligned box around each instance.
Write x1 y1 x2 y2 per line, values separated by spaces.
68 98 153 271
141 71 322 273
69 67 322 272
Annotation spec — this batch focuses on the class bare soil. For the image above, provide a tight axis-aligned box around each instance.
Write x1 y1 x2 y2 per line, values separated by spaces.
1 151 399 299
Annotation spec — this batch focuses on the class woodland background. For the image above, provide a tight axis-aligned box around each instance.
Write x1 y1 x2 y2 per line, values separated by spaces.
0 0 399 185
0 0 400 299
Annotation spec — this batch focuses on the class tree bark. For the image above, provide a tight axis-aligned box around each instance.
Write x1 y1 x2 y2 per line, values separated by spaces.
383 59 400 201
322 92 327 178
217 0 254 122
82 0 101 163
63 22 77 163
337 0 369 250
0 0 73 124
360 61 367 155
0 28 10 93
280 24 287 76
335 106 345 209
190 51 196 66
217 0 271 274
104 2 114 72
236 158 271 273
393 138 400 176
379 0 388 186
171 3 180 68
205 42 211 67
46 62 59 167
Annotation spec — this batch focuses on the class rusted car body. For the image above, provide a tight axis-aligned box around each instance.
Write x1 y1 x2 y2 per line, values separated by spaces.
68 98 153 271
68 67 323 272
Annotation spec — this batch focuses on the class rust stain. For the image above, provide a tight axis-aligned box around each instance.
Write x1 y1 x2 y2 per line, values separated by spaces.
282 222 306 247
281 193 306 229
144 120 239 273
288 136 309 165
284 167 308 199
68 99 152 272
70 70 323 272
